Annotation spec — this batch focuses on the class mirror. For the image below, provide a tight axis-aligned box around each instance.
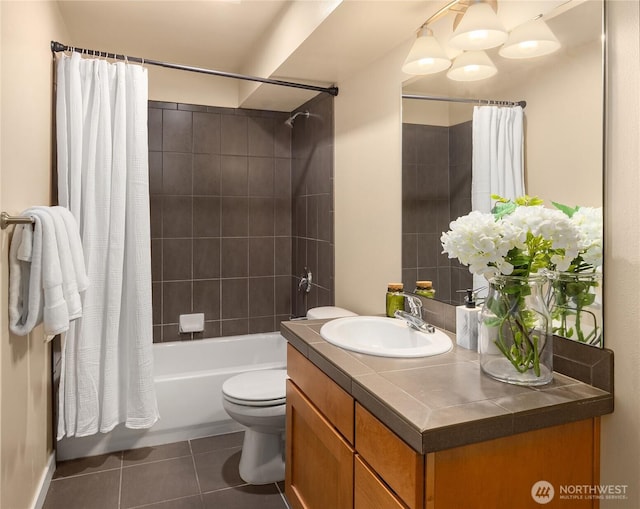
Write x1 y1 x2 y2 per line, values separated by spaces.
401 0 604 343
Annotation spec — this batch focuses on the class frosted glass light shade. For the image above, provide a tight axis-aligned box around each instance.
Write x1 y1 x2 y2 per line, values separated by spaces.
499 18 561 59
449 2 508 50
447 50 497 81
402 27 451 75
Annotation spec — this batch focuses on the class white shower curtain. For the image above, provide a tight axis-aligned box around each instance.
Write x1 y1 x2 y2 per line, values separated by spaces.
56 52 158 438
471 105 525 214
471 105 525 294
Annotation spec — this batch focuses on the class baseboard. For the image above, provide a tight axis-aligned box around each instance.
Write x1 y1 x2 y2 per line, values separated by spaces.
31 453 55 509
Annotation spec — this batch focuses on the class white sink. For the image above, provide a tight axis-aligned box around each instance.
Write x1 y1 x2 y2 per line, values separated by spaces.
319 316 453 358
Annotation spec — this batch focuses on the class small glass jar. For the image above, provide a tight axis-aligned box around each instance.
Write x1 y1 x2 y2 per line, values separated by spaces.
386 283 405 318
414 280 435 299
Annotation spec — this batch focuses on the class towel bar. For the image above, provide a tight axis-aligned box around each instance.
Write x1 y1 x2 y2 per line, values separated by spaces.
1 212 35 230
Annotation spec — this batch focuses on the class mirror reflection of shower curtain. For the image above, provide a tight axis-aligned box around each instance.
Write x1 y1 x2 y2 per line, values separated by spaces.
55 52 159 438
471 105 525 294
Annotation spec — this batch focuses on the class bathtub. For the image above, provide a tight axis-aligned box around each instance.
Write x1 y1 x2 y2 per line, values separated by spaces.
56 332 287 461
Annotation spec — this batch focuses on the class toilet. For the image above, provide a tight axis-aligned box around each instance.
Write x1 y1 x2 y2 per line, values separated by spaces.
221 306 357 485
222 368 288 485
306 306 358 320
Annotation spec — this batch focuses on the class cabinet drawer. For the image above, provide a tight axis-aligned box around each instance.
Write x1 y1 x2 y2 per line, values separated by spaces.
287 344 354 443
285 380 354 509
356 403 424 509
355 455 409 509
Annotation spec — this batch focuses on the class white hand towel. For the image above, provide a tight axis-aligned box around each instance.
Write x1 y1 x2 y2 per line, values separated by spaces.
36 207 83 320
9 216 43 335
53 206 89 292
29 208 69 336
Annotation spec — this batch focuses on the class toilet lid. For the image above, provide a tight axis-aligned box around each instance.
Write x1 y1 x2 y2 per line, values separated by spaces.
222 369 287 407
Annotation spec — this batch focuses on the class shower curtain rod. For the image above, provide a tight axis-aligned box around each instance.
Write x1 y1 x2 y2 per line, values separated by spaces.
403 93 526 108
51 41 339 97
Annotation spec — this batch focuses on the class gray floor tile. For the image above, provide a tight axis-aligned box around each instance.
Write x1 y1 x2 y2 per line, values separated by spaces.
43 470 120 509
202 484 288 509
190 432 244 454
123 441 191 465
53 452 122 479
121 456 200 508
194 447 244 493
129 495 205 509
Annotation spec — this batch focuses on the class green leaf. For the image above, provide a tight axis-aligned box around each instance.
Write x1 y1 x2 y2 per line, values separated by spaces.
492 201 517 219
552 201 580 218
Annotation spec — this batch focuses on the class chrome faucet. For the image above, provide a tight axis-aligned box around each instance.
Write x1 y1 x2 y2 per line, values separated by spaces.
394 293 436 333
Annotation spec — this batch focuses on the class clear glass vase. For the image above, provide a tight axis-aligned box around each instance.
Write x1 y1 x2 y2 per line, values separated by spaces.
479 274 553 386
549 271 602 347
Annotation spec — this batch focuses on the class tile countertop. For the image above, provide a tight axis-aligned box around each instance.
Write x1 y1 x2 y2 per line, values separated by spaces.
281 319 614 455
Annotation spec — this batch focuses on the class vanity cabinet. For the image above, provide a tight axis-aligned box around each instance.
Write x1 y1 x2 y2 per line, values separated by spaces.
286 343 601 509
285 345 355 509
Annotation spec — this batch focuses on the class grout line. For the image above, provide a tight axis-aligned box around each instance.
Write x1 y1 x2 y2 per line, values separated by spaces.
118 451 124 509
188 440 204 496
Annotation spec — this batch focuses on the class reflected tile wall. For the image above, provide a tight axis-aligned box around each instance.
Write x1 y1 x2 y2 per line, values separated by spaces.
290 94 335 317
149 102 294 342
402 121 473 305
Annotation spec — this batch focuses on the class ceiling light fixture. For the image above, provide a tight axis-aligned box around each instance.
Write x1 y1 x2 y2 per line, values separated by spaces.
449 1 508 51
402 0 562 80
402 26 452 75
446 50 497 81
498 18 561 59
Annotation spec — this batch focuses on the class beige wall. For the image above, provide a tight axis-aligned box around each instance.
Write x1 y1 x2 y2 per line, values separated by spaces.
334 43 406 315
334 1 640 504
0 2 69 508
601 0 640 506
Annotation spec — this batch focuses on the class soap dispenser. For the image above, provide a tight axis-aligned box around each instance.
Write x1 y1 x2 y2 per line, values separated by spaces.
456 289 480 350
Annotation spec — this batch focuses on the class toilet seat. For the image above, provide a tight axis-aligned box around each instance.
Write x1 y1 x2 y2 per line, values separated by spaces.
222 369 287 407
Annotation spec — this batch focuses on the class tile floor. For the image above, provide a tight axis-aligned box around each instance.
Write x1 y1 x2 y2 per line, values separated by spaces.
43 432 291 509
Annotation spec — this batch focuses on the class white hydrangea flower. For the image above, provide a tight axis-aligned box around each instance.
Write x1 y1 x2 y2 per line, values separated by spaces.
440 211 518 277
571 207 603 268
503 206 580 271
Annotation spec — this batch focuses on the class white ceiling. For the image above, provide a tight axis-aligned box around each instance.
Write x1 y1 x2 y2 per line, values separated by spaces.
55 0 597 112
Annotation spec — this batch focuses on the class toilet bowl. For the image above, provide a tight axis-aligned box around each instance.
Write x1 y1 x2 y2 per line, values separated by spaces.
306 306 358 320
222 369 287 485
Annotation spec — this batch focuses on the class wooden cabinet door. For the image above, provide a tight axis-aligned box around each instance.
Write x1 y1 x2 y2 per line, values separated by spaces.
286 380 354 509
355 455 409 509
428 418 600 509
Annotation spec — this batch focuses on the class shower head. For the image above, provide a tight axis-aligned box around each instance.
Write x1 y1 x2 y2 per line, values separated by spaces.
284 110 309 128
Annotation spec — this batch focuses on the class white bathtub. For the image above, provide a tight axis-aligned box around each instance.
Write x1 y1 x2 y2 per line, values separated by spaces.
56 332 287 461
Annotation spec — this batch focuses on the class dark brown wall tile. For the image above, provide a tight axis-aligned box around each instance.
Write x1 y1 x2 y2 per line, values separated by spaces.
193 112 220 154
221 155 248 196
248 157 274 197
193 154 221 196
163 109 193 152
248 198 275 236
221 238 248 278
221 279 248 319
274 237 291 276
163 152 192 195
249 237 275 276
149 151 163 195
193 238 220 279
163 196 193 238
163 239 192 281
148 108 163 151
193 279 221 321
248 117 275 157
249 277 275 317
221 115 247 155
221 319 249 336
249 316 276 334
193 197 221 238
163 281 192 325
221 197 248 236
